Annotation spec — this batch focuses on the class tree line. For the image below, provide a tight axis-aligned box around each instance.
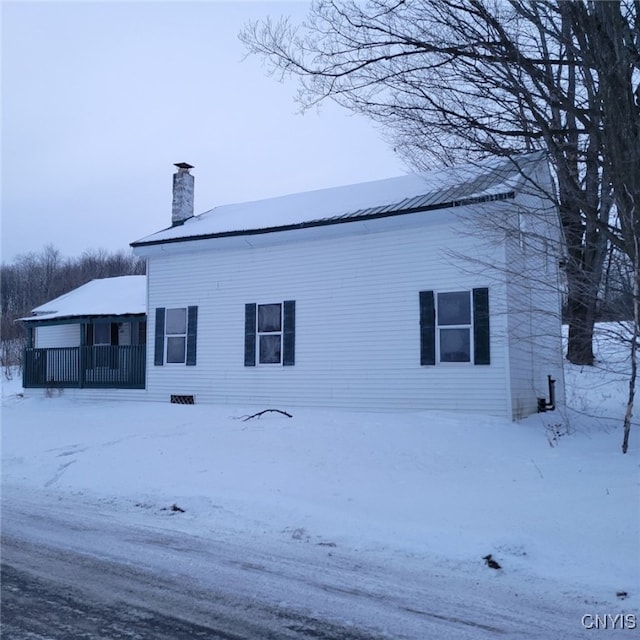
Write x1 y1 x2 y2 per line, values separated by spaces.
1 245 145 365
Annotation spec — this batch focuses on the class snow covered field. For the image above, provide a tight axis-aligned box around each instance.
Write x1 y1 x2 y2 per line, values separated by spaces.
1 326 639 637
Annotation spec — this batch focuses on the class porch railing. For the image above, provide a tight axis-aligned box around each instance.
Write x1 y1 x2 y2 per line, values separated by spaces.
23 345 146 389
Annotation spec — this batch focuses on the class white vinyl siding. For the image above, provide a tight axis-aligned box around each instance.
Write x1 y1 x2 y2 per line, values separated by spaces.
504 166 565 418
143 204 514 417
23 387 148 402
118 322 132 346
35 324 80 348
32 324 81 383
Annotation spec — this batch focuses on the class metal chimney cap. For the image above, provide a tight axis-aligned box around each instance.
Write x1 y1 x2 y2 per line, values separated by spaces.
174 162 194 171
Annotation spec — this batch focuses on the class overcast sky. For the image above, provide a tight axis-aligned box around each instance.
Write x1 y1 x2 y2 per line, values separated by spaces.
1 1 405 263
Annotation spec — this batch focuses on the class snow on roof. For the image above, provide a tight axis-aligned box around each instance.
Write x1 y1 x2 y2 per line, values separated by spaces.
132 152 546 247
21 276 146 322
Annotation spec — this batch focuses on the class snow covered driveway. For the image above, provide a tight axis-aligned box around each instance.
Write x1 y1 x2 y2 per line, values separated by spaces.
3 538 384 640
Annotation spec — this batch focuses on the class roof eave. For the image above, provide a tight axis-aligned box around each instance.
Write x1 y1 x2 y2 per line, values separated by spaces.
19 312 146 326
130 191 515 249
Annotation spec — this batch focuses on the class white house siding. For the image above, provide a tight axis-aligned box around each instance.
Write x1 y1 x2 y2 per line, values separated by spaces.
23 387 148 402
504 171 565 418
504 255 539 419
143 206 514 417
33 323 81 383
35 323 80 348
118 322 131 346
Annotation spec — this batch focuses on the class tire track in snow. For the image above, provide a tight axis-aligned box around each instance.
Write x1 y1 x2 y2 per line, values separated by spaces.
44 460 77 487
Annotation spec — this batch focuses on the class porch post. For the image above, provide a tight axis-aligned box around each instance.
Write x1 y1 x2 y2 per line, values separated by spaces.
79 323 87 388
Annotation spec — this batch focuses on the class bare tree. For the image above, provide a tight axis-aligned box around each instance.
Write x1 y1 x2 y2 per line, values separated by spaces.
580 1 639 453
241 0 636 368
241 0 640 451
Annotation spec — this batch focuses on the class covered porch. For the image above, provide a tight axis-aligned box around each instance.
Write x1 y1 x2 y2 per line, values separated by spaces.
20 276 148 391
23 343 146 389
23 315 147 389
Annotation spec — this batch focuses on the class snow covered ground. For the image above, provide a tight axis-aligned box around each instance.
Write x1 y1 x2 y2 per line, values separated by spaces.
1 326 638 637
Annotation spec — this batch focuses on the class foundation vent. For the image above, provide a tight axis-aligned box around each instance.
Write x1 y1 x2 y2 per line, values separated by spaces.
170 394 195 405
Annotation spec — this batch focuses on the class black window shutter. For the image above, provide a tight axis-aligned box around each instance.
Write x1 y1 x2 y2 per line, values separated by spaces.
186 306 198 366
419 291 436 365
244 303 256 366
282 300 296 366
473 288 490 365
154 307 165 366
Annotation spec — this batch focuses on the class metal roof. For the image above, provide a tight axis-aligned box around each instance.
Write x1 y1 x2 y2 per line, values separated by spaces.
131 152 546 248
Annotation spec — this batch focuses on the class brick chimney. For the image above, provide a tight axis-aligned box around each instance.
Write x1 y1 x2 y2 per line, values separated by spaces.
172 162 194 226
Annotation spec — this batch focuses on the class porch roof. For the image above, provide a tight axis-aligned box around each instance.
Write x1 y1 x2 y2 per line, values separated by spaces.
20 276 146 323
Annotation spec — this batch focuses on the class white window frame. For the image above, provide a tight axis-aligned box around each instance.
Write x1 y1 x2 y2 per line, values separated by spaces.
257 302 283 365
165 307 187 364
436 291 473 364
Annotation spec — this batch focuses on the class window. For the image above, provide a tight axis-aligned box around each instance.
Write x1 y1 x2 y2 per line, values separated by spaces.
258 303 282 364
166 308 187 363
93 323 112 346
154 306 198 366
86 322 119 368
437 291 472 362
86 323 117 347
245 301 295 366
518 210 527 249
419 289 490 366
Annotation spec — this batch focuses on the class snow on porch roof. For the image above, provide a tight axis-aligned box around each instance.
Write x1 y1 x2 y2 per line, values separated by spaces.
20 276 146 322
131 152 547 248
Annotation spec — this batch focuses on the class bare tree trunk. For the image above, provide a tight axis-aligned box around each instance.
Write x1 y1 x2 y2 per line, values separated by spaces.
584 0 640 451
622 253 639 454
566 289 597 365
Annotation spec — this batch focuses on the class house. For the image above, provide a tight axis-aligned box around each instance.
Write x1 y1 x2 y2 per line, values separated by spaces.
127 154 565 419
21 276 147 395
